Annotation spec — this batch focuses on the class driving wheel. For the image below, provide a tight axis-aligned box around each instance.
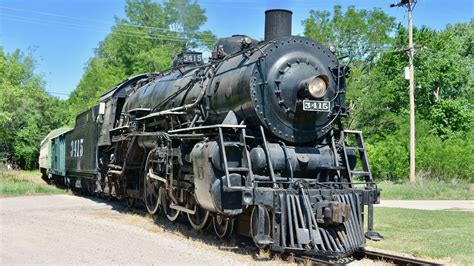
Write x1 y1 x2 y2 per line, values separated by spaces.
213 215 234 238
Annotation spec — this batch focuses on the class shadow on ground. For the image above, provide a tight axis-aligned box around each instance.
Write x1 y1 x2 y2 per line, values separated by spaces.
69 191 276 262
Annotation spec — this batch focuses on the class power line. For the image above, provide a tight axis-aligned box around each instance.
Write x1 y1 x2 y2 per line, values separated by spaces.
1 15 189 42
199 0 387 9
0 6 109 23
47 91 69 96
0 6 210 37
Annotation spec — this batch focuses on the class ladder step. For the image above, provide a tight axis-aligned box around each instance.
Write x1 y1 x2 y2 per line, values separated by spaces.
227 167 249 172
350 170 370 176
343 130 362 134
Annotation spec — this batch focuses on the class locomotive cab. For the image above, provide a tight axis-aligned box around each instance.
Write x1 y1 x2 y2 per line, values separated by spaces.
97 74 156 146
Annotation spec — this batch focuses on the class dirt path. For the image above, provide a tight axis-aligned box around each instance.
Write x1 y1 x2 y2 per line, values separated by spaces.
377 200 474 212
0 195 270 264
0 194 423 265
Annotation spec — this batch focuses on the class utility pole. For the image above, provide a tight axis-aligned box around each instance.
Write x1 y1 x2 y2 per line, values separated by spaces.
391 0 416 184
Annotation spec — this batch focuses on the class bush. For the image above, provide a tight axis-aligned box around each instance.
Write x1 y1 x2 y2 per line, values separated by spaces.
365 116 410 181
417 130 474 181
366 118 473 182
366 137 409 181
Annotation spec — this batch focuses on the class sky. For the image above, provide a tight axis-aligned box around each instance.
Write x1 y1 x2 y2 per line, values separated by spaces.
0 0 472 99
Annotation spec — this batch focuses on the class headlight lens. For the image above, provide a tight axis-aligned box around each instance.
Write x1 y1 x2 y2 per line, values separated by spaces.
308 77 327 98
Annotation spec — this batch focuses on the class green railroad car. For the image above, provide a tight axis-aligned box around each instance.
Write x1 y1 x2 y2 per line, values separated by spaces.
39 127 72 184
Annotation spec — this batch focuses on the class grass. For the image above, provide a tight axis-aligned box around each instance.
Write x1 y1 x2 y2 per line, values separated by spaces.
377 180 474 200
0 170 65 196
368 207 474 265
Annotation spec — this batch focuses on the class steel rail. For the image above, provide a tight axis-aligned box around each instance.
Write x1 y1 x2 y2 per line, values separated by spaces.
363 249 441 265
288 249 441 265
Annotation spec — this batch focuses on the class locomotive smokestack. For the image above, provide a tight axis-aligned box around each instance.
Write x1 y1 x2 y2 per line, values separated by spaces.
265 9 292 41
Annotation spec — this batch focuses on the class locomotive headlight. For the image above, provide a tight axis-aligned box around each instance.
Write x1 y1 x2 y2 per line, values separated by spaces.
306 77 327 98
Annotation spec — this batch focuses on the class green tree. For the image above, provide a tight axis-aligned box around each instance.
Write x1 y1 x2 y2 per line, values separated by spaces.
355 22 473 180
353 22 473 139
68 0 216 119
303 5 396 64
429 99 471 139
304 7 473 181
0 48 68 169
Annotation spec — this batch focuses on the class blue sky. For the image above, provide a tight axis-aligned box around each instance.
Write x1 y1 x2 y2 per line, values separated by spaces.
0 0 472 99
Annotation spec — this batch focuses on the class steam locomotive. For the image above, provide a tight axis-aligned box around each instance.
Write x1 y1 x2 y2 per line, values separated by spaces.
40 9 382 258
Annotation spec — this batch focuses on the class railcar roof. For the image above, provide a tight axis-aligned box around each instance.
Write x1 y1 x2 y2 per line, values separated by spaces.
40 127 73 146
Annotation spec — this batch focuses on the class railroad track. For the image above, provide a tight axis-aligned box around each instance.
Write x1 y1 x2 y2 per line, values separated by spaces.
363 249 441 265
291 249 441 265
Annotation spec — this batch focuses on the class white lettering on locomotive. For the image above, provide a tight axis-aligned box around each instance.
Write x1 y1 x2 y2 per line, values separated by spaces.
70 139 84 158
303 100 330 112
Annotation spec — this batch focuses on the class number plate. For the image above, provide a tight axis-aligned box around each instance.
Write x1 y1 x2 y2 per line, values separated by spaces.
303 100 331 112
182 53 202 63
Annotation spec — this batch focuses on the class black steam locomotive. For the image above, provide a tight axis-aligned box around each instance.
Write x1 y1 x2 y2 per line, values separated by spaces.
41 10 382 258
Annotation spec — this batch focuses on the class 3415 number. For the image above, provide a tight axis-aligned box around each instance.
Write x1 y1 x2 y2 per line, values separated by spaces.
70 139 84 158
